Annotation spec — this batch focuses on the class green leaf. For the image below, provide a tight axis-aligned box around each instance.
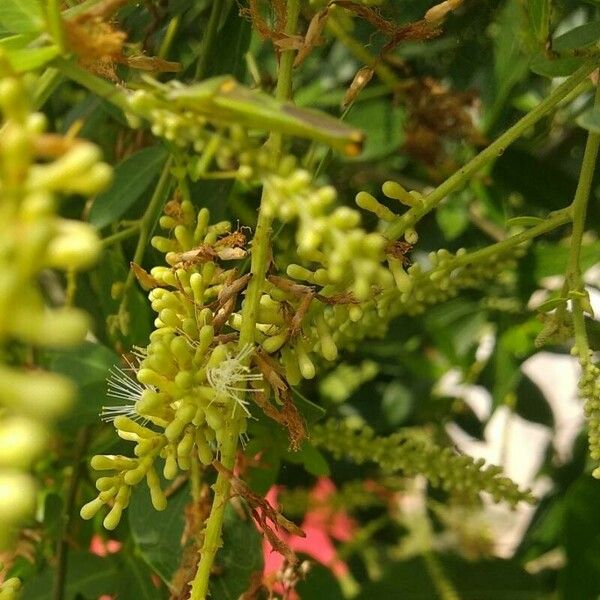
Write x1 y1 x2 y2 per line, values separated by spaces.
528 0 550 44
129 481 189 584
553 20 600 52
535 297 567 313
210 505 264 600
577 107 600 133
436 193 470 240
559 478 600 598
21 553 119 599
291 387 326 424
357 555 540 599
532 241 600 279
0 33 37 50
287 442 331 477
89 145 168 229
116 554 167 600
343 99 404 161
44 342 118 429
381 381 413 426
4 45 60 72
0 0 44 33
530 54 584 77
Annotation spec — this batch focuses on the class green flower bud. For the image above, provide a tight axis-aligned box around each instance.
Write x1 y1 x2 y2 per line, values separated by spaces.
0 471 36 523
0 417 48 469
0 366 74 420
80 497 105 521
103 503 123 531
45 219 101 270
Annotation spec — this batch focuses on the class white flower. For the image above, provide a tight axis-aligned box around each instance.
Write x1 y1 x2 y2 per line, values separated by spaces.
101 351 152 423
206 344 263 417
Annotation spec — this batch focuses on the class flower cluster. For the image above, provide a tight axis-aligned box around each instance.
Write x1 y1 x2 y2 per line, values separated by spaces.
573 345 600 478
0 65 109 547
82 200 262 529
311 419 534 507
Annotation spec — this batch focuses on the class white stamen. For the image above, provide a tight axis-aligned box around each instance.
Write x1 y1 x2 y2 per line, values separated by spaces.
206 344 263 417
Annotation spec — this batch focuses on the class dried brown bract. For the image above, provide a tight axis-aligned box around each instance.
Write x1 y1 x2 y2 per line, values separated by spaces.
213 460 305 565
386 240 414 268
252 351 307 450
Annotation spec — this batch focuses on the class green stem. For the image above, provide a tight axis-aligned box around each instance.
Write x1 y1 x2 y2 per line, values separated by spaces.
188 2 301 598
566 82 600 355
52 427 92 600
101 224 140 248
53 59 131 113
448 207 571 270
384 61 598 240
33 68 63 110
326 16 403 91
422 552 461 600
566 84 600 287
195 0 224 80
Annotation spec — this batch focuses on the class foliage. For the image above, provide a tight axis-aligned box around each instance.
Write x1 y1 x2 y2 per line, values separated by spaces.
0 0 599 599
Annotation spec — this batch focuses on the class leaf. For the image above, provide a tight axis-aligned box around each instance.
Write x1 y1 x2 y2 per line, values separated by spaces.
530 54 584 78
0 0 44 34
287 442 330 477
89 145 168 229
553 20 600 52
44 342 118 429
291 387 326 424
357 554 540 599
532 241 600 279
528 0 550 44
343 99 404 161
210 505 264 600
577 107 600 134
491 0 529 110
559 478 600 598
3 45 60 72
116 554 166 600
129 481 190 584
204 1 252 80
21 553 119 599
381 381 413 426
436 192 470 240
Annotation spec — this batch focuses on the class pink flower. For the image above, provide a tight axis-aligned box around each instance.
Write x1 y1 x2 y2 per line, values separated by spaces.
262 478 356 595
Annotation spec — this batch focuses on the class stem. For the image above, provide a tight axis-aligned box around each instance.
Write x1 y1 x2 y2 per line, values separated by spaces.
449 208 571 269
195 0 224 80
567 81 600 355
33 68 63 110
53 59 131 113
326 16 403 91
384 61 598 240
566 83 600 288
422 552 461 600
52 427 92 600
101 224 140 248
188 2 301 598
